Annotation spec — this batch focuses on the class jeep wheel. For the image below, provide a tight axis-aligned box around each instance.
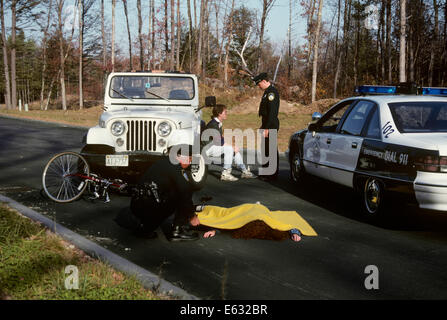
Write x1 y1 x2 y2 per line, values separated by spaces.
187 154 208 190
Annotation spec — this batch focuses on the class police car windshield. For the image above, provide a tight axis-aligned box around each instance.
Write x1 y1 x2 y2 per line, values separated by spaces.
389 102 447 133
109 76 194 101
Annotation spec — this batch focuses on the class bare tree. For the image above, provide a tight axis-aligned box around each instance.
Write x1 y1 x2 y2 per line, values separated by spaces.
428 0 439 86
101 0 106 83
386 0 391 83
257 0 276 73
399 0 406 83
224 0 235 86
56 0 67 110
311 0 323 103
137 0 144 70
79 0 84 109
1 0 11 110
112 0 116 72
196 0 205 75
10 0 17 109
122 0 132 70
187 0 193 71
176 0 181 70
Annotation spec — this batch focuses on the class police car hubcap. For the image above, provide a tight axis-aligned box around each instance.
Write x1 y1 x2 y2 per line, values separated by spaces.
292 153 302 181
365 179 381 214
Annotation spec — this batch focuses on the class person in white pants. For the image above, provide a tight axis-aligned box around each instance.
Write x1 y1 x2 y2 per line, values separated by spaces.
204 105 255 181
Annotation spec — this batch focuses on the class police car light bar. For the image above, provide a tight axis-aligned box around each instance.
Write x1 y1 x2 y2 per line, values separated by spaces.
355 85 396 95
421 87 447 96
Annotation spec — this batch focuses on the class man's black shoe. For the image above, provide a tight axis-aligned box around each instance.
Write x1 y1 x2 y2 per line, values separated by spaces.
170 225 199 241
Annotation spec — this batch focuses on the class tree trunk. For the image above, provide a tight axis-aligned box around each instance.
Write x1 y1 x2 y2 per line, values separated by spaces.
187 0 193 72
399 0 406 83
79 0 84 109
101 0 107 87
123 0 132 70
224 0 235 87
196 0 205 76
386 0 391 83
1 0 11 110
57 0 67 110
164 0 169 66
428 0 438 86
311 0 323 103
170 0 175 70
112 0 116 72
257 1 275 74
137 0 144 70
332 0 341 98
176 0 180 70
10 0 17 109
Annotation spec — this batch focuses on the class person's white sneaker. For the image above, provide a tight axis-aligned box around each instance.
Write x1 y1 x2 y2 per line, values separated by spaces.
241 166 256 178
221 169 238 181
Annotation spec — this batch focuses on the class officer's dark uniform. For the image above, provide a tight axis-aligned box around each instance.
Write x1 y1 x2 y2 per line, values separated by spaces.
254 72 280 179
129 155 196 239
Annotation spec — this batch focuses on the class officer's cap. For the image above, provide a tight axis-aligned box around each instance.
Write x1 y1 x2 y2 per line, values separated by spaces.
252 72 268 85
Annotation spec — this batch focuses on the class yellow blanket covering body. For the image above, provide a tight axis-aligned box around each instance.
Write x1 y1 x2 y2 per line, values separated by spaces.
197 203 317 236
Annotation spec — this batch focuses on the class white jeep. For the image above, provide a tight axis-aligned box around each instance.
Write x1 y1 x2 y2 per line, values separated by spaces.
81 71 211 189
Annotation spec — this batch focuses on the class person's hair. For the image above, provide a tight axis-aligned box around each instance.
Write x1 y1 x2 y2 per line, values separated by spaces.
211 104 227 119
231 220 289 241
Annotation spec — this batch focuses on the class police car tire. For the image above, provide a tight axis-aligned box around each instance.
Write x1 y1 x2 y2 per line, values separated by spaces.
289 147 305 184
362 177 386 219
187 155 208 190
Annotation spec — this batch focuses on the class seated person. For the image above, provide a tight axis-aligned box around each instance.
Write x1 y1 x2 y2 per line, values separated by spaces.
189 203 318 242
204 104 255 181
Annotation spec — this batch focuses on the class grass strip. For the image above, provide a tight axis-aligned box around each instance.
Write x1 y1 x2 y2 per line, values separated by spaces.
0 203 165 300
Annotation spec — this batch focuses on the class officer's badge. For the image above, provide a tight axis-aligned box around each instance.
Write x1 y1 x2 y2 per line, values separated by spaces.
268 93 275 101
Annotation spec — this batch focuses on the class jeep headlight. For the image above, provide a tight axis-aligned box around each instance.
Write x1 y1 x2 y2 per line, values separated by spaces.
111 120 125 136
157 121 172 137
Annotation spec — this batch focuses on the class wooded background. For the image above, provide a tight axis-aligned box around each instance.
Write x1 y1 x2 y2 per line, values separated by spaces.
0 0 446 110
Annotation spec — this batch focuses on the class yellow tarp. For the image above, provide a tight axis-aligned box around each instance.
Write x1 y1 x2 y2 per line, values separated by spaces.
197 203 318 236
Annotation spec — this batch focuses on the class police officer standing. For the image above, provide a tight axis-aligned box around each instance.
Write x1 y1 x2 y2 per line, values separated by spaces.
253 72 280 180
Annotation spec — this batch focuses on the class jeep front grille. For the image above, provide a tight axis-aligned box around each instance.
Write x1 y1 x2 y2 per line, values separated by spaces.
126 120 157 151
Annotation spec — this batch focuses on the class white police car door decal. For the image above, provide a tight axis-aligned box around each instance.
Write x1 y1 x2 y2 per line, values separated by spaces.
327 101 375 187
303 131 331 179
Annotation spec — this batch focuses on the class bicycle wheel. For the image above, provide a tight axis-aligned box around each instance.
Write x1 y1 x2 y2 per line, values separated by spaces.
42 151 90 203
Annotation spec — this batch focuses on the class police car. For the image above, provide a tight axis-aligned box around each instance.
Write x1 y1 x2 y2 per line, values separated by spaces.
286 84 447 220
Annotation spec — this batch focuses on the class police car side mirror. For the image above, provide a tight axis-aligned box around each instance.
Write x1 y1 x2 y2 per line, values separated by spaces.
312 112 322 122
205 96 216 107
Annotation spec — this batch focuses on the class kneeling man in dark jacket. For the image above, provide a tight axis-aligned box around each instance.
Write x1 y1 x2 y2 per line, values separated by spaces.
117 143 199 241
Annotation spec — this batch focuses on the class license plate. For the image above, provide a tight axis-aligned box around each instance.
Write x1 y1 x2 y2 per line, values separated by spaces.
106 155 129 167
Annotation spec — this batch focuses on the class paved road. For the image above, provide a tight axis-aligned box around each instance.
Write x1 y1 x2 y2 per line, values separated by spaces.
1 116 447 299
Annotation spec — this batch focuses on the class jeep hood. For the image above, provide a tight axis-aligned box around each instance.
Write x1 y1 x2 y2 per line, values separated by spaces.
100 107 198 129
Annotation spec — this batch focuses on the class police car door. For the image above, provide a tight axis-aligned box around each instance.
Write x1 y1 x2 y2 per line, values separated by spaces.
327 100 376 187
303 100 354 180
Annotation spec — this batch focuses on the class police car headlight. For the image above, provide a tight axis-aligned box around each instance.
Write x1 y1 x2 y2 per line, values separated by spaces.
111 120 125 136
157 122 172 137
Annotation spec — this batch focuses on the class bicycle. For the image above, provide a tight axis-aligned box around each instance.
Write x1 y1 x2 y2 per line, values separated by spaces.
42 151 136 203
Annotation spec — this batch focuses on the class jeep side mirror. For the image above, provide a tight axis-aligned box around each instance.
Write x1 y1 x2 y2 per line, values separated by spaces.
205 96 216 107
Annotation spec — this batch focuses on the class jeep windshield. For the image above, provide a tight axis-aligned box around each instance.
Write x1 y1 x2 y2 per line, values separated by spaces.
109 75 195 100
389 102 447 133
